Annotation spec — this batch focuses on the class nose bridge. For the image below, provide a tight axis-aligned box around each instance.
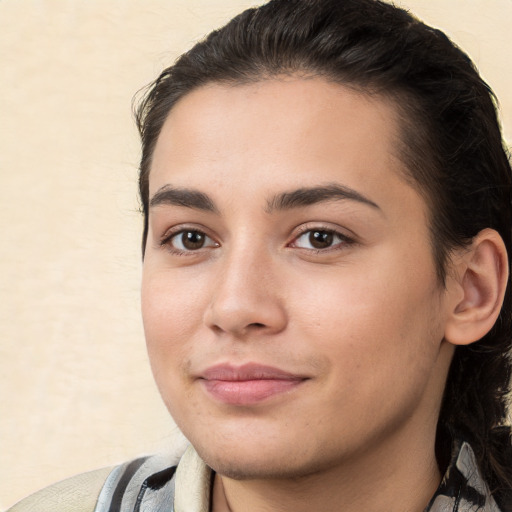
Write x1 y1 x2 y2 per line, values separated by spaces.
224 235 268 292
204 233 286 336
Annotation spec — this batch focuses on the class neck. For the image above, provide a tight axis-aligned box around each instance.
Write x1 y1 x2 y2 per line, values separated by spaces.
212 424 441 512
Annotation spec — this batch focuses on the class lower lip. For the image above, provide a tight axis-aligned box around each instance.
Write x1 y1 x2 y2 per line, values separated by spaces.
202 378 304 405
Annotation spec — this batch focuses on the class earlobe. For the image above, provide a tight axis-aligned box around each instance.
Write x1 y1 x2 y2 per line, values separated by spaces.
444 228 509 346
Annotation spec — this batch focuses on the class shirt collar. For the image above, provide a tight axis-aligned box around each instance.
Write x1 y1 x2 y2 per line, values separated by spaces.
172 440 501 512
174 444 213 512
426 440 501 512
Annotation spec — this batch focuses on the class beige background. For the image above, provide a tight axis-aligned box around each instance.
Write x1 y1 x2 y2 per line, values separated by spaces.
1 1 511 509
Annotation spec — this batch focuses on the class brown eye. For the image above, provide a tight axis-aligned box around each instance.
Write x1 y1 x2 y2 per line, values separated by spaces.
167 230 217 252
309 230 334 249
292 229 350 251
182 231 206 250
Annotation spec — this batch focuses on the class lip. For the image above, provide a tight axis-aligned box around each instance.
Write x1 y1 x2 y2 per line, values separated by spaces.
199 363 307 405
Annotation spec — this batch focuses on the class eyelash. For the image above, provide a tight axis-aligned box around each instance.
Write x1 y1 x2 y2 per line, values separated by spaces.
160 227 218 256
159 226 355 256
288 226 355 253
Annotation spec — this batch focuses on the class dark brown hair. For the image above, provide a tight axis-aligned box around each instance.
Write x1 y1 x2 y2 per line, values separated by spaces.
135 0 512 504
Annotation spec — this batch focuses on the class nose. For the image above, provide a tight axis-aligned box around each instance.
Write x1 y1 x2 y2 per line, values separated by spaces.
203 247 287 338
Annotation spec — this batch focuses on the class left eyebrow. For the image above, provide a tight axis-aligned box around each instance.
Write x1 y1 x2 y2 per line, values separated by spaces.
265 184 381 213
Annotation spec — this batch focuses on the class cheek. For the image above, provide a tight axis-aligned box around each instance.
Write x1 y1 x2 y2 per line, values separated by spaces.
141 271 207 420
141 269 206 366
293 282 443 437
291 251 442 382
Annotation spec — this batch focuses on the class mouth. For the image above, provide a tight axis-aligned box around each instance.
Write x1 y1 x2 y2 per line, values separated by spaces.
199 363 308 405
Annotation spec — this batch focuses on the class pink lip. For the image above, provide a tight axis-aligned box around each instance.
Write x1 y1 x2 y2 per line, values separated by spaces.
200 363 307 405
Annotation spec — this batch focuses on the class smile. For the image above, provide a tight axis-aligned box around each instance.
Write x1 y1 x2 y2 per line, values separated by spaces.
199 363 308 405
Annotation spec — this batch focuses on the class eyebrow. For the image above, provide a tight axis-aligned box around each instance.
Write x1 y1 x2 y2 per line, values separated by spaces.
149 183 380 215
149 185 218 213
265 184 380 213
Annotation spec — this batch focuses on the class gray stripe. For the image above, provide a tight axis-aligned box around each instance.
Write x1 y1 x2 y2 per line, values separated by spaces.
110 457 149 511
94 455 178 512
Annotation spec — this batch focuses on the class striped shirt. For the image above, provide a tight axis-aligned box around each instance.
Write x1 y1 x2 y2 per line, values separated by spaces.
94 440 504 512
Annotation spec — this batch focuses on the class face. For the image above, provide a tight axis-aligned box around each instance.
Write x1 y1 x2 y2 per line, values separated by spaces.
142 78 454 480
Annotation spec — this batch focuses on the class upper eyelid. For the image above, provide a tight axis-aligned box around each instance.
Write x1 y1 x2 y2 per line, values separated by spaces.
295 227 349 239
290 223 356 240
159 224 216 243
290 228 352 244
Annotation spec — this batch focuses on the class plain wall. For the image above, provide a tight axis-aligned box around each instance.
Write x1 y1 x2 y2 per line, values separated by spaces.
1 1 511 508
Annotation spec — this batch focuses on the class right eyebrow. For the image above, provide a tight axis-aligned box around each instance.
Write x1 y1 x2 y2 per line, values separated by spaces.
149 185 218 213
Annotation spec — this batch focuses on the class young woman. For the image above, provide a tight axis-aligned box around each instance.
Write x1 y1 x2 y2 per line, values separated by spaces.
10 0 512 510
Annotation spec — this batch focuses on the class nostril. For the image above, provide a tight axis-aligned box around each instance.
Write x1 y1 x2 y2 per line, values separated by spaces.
249 322 266 329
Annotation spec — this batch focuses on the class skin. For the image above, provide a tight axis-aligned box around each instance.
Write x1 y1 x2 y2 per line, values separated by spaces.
142 78 461 512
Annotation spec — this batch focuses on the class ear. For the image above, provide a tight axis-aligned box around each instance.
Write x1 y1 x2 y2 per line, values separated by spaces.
444 228 509 346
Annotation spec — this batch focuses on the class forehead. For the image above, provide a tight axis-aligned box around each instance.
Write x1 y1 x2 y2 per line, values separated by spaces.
149 78 417 214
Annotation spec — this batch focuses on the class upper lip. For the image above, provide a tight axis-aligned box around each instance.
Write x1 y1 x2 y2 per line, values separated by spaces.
200 363 306 381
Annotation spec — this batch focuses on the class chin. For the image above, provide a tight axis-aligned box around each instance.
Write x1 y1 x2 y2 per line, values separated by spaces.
204 454 318 481
192 435 340 481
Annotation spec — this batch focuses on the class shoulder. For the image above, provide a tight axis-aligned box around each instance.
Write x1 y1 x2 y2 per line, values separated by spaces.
6 466 114 512
6 448 185 512
94 453 179 511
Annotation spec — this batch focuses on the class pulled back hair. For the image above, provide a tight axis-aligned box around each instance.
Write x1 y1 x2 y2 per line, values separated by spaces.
135 0 512 504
